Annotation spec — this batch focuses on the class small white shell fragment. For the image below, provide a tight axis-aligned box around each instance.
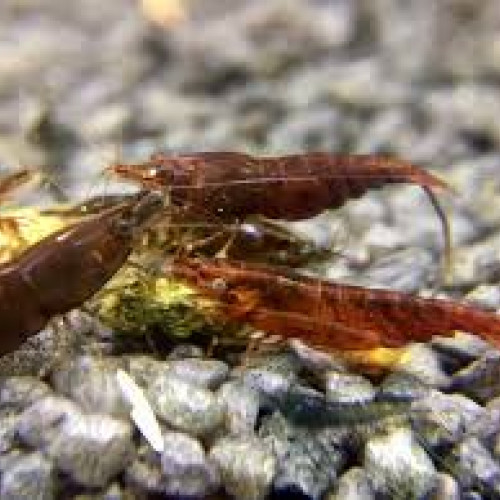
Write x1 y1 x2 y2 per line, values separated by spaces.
116 369 164 453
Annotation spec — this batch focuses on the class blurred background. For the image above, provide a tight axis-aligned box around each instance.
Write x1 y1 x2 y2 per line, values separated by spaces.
1 0 500 192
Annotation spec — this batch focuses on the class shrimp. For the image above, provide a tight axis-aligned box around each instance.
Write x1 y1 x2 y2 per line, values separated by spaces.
0 168 41 202
170 257 500 352
109 151 452 273
0 192 163 355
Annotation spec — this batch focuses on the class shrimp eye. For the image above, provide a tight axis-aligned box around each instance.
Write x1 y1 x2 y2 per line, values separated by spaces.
210 277 227 292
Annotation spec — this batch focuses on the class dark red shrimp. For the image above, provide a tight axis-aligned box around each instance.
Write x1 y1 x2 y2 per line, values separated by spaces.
109 151 447 219
169 257 500 352
0 192 162 355
109 151 452 272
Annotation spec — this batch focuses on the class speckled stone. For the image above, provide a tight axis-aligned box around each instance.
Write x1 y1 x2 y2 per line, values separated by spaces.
466 284 500 309
469 396 500 442
210 435 276 500
260 413 346 499
447 436 500 497
45 412 135 487
352 247 436 292
17 395 135 488
329 466 374 500
450 351 500 403
123 355 167 389
431 332 491 364
410 391 484 449
167 344 205 360
0 452 55 500
16 396 81 449
0 377 52 411
0 413 19 454
124 445 164 495
394 343 451 389
325 371 376 404
161 431 220 497
217 380 260 435
432 473 461 500
167 358 229 390
377 372 432 402
364 427 437 498
51 355 128 417
242 364 295 393
148 373 224 437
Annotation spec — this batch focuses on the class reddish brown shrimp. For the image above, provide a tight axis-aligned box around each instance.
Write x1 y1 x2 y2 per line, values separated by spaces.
109 151 452 272
170 257 500 352
0 192 162 355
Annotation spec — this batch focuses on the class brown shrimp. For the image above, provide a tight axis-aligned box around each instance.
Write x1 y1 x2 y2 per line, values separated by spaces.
0 168 41 202
0 192 162 355
170 257 500 352
109 151 452 272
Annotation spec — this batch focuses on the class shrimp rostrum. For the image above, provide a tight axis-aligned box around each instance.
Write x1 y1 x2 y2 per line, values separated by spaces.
0 192 162 355
109 151 452 269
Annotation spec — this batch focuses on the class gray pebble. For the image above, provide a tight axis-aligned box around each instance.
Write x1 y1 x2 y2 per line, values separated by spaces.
492 433 500 461
329 466 374 500
431 332 491 364
210 435 276 500
123 355 167 388
325 371 376 405
148 373 224 437
378 372 432 402
450 351 500 403
451 232 500 288
217 380 260 435
18 395 134 488
447 436 500 497
469 396 500 442
288 338 349 374
0 377 51 411
394 343 451 389
243 352 302 376
51 355 128 417
432 473 461 500
466 284 500 310
364 427 437 498
461 493 483 500
161 431 220 497
16 396 81 449
167 344 205 360
125 445 164 495
0 450 24 478
269 107 340 151
326 58 410 108
46 411 135 487
101 482 129 500
260 413 346 499
411 391 484 449
242 368 294 403
167 358 229 390
353 247 435 293
0 452 55 500
0 413 19 454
